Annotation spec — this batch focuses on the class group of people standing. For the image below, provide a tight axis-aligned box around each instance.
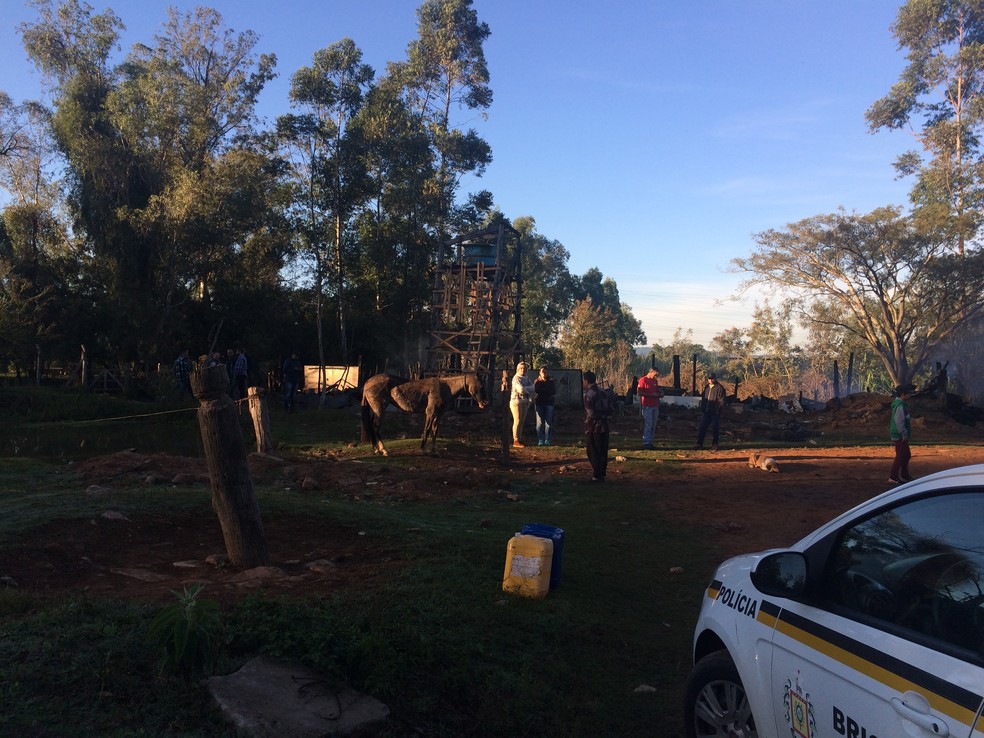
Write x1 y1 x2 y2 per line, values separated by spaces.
205 348 250 400
177 344 922 487
172 346 305 411
630 367 727 452
506 361 753 483
171 347 251 401
508 361 610 481
510 362 556 447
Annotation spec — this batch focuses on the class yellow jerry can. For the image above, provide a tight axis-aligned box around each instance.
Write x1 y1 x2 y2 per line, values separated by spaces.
502 534 553 599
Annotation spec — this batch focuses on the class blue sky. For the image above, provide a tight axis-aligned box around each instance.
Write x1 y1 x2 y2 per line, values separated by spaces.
0 0 915 346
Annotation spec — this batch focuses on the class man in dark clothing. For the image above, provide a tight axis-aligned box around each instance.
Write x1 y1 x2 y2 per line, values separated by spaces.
582 370 611 482
282 352 303 412
694 372 727 451
173 350 193 401
231 347 248 401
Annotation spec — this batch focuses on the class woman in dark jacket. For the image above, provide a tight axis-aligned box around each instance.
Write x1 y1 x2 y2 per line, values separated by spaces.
534 366 557 446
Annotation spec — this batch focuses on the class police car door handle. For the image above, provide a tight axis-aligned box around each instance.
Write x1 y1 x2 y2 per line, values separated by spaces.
890 695 949 736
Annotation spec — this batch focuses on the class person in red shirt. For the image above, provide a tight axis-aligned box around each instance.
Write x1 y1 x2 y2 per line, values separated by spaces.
636 367 663 450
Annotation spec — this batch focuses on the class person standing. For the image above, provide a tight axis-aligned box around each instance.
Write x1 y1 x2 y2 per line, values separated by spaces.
510 361 535 447
231 347 249 401
533 366 556 446
694 373 727 451
282 351 304 412
889 383 915 484
636 367 663 450
582 370 611 482
172 349 193 401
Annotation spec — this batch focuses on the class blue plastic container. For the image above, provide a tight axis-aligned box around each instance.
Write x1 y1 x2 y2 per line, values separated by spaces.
520 523 565 589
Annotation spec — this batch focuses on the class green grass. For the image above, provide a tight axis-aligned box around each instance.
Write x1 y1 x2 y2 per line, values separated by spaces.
0 394 720 737
6 388 972 735
0 463 710 737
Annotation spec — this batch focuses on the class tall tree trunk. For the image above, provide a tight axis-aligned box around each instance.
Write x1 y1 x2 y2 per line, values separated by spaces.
335 212 347 360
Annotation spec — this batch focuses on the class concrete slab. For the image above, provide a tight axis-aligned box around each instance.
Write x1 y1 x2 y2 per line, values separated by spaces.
206 655 389 737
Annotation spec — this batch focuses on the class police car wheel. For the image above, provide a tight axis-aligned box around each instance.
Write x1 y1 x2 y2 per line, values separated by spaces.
683 650 758 738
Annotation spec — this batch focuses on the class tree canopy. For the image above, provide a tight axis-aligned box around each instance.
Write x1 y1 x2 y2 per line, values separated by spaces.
867 0 984 253
735 207 984 385
1 0 625 387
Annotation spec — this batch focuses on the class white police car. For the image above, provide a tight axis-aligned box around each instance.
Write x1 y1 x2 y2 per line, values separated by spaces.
684 464 984 738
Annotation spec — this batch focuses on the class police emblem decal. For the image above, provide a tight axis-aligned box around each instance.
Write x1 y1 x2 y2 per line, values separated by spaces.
783 672 817 738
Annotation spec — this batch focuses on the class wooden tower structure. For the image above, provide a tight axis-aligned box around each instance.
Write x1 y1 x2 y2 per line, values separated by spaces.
426 223 523 393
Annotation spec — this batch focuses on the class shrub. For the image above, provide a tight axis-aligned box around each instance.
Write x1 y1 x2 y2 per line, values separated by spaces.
148 583 222 678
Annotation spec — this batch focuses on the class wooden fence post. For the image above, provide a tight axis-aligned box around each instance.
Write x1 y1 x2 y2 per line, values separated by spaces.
191 365 269 568
247 386 274 455
500 369 511 462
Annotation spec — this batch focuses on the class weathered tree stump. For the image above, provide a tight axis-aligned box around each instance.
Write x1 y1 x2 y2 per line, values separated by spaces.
191 365 269 568
247 386 274 454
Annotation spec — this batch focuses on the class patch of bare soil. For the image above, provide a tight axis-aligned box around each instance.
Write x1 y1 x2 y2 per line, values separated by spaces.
1 395 981 604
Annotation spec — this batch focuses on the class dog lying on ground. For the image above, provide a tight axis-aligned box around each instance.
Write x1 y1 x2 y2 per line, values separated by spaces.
748 452 780 473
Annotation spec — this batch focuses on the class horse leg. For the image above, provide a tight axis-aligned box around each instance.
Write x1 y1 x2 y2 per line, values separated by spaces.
373 407 389 456
374 406 389 456
430 411 442 454
420 409 433 452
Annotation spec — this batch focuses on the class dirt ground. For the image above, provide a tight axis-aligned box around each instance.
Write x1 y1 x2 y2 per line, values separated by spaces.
1 392 981 604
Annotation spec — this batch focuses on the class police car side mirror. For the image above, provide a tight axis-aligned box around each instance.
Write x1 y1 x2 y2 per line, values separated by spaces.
751 552 808 598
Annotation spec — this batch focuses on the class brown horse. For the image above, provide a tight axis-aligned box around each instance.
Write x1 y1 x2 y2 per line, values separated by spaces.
361 373 488 455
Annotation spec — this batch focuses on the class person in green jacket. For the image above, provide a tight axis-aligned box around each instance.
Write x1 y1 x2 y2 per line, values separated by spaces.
889 383 915 484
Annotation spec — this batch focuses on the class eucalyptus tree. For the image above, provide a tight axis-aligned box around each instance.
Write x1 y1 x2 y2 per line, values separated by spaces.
867 0 984 254
278 39 373 369
511 215 578 366
0 98 64 250
389 0 493 251
735 207 984 386
20 0 135 356
0 94 76 378
558 297 636 389
21 1 278 360
348 75 436 363
0 92 29 161
576 267 646 348
112 6 278 350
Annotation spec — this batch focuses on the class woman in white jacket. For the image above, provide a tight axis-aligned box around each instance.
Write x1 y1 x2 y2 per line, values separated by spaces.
510 361 535 447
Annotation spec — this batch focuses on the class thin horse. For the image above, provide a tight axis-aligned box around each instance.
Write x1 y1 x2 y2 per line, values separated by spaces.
361 373 487 456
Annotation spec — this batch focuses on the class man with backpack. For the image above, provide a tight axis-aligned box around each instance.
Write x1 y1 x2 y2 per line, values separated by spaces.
582 371 611 482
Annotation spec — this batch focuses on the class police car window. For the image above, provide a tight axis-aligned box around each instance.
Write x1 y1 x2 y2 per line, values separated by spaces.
826 491 984 655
